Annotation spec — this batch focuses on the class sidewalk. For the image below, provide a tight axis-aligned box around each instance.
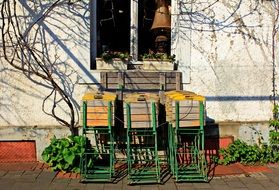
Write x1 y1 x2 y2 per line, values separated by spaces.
0 162 279 190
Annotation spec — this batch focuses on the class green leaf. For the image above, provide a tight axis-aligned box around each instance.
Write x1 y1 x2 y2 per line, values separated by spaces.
41 152 49 162
42 135 97 173
63 150 75 164
74 167 80 173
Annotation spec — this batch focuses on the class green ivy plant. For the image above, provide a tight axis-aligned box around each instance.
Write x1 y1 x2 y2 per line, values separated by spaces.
270 130 279 145
141 53 176 62
101 51 130 62
215 139 279 165
42 136 96 173
213 104 279 166
269 104 279 130
269 104 279 150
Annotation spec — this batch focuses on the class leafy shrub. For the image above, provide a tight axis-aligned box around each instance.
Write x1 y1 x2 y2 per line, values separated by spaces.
101 51 130 62
268 104 279 160
141 53 176 62
270 130 279 145
269 104 279 132
217 139 279 165
42 136 96 173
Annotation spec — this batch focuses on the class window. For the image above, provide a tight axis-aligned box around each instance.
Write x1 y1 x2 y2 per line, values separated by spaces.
90 0 172 69
97 0 130 56
138 0 171 56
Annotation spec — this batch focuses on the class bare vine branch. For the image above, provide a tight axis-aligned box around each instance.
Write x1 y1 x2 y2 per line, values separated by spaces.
1 0 79 135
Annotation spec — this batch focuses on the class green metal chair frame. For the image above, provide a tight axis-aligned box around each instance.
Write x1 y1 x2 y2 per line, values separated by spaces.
126 101 162 184
168 101 208 182
80 101 115 182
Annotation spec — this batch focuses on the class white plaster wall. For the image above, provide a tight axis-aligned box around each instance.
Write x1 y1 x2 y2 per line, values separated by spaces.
0 0 99 128
0 0 277 144
174 1 276 122
0 126 72 161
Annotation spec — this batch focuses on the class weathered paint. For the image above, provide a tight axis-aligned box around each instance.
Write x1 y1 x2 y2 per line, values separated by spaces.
0 0 277 155
0 125 73 161
206 121 270 145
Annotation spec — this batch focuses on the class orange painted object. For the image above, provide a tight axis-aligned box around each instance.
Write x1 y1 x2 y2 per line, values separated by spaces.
236 163 272 173
209 163 272 177
209 164 244 176
124 93 160 128
219 136 234 148
205 136 234 162
0 141 36 162
130 114 152 122
85 102 114 127
178 120 200 127
87 106 109 113
165 90 206 128
87 119 110 126
87 113 108 120
81 92 116 127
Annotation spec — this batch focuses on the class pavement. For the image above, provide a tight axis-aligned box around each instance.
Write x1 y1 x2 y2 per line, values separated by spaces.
0 162 279 190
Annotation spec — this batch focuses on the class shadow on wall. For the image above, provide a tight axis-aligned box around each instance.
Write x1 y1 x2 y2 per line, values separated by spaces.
19 1 99 84
204 118 236 179
0 1 100 126
204 119 220 178
206 96 277 101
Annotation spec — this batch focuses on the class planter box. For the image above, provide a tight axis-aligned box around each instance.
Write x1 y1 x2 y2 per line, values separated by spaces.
96 58 128 70
142 60 174 71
